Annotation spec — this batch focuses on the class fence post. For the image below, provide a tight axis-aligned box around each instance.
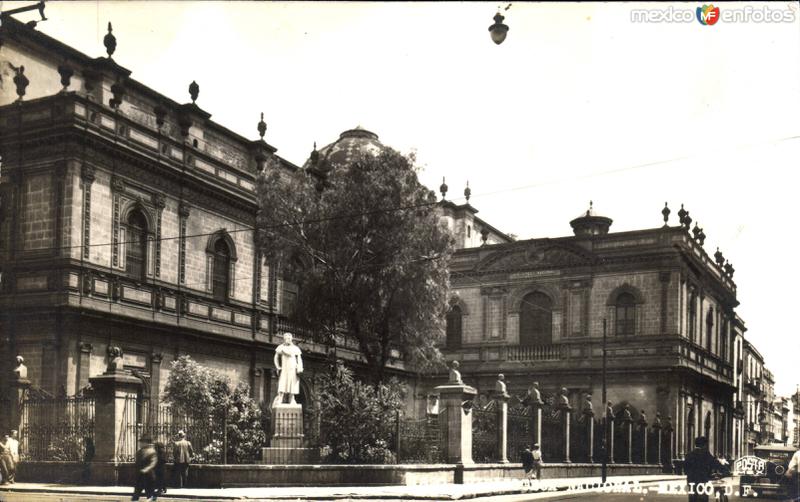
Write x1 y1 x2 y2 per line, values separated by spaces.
89 354 143 484
557 388 572 463
608 417 615 463
434 361 477 468
494 375 510 464
222 408 228 465
663 416 674 473
395 409 401 463
652 415 662 465
7 364 31 436
638 414 648 464
582 399 595 463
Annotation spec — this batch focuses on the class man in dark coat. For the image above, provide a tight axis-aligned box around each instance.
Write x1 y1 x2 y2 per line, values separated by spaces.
683 436 721 502
131 435 158 501
154 441 167 496
521 445 534 486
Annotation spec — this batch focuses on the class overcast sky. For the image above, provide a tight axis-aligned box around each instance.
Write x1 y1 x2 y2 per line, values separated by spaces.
23 1 800 396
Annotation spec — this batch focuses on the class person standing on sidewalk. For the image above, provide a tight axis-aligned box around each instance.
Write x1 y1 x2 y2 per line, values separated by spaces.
0 437 10 485
2 431 19 484
521 446 534 486
531 443 544 480
131 435 158 501
172 430 194 488
154 441 167 496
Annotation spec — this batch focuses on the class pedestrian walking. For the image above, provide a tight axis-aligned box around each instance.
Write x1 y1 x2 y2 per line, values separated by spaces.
154 441 167 496
531 443 544 480
172 430 194 488
131 435 158 501
684 436 721 502
521 445 534 486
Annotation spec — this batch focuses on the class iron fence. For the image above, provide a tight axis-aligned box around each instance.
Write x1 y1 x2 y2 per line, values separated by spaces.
396 415 443 463
20 396 95 461
117 397 217 463
472 401 498 462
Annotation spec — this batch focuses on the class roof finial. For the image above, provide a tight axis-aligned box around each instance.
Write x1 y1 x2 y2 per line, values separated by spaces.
464 181 471 202
103 22 117 58
662 202 670 227
440 177 448 200
257 112 266 139
310 141 319 166
189 80 199 104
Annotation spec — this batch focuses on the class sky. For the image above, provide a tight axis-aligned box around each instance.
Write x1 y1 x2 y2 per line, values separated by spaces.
12 1 800 396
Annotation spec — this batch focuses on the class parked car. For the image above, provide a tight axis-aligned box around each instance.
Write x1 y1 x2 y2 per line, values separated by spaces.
735 444 796 498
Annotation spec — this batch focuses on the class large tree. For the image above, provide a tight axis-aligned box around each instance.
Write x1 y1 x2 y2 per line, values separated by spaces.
256 148 453 382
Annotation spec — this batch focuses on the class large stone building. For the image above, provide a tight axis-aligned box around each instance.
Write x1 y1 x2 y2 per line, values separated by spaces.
439 204 742 459
0 16 432 416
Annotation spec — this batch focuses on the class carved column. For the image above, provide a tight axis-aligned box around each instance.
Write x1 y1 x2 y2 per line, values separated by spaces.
153 194 165 278
495 389 510 463
77 343 93 393
178 203 190 285
81 165 95 260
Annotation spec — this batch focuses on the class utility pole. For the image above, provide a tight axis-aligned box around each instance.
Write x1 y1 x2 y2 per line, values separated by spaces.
602 318 608 483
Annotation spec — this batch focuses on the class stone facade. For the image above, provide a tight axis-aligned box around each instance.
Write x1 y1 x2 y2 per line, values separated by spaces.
437 208 741 461
0 17 421 418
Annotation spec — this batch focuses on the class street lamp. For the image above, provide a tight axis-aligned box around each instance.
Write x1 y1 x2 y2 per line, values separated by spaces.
488 12 509 45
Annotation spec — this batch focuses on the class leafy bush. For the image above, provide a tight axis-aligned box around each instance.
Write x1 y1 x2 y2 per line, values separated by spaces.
318 362 404 464
163 356 266 463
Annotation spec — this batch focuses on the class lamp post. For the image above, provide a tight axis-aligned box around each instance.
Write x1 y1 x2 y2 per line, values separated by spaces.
602 318 608 483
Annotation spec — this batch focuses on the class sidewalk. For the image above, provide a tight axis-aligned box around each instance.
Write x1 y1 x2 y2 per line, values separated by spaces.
0 474 684 501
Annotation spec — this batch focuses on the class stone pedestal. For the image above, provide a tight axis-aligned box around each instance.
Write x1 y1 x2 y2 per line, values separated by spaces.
262 404 319 464
90 371 142 462
435 382 477 465
89 370 142 484
5 377 30 434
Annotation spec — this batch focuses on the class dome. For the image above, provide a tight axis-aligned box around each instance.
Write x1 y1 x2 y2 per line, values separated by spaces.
570 201 613 237
303 126 390 172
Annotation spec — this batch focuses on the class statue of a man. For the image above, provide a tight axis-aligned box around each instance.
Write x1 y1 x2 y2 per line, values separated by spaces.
448 360 462 384
13 356 27 380
274 333 303 405
526 381 543 405
107 346 124 373
558 387 571 410
583 394 594 416
606 401 614 420
495 373 507 395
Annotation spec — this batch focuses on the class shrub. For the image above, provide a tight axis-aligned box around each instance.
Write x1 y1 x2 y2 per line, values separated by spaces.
318 362 404 464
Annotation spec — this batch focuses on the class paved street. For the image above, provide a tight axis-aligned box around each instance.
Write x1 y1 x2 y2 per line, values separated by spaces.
0 475 686 501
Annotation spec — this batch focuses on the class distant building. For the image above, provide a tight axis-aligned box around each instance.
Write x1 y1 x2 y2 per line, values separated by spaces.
438 203 740 459
742 341 766 453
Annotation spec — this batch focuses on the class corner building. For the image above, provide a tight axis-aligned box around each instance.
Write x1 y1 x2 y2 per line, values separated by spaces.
0 17 420 412
440 206 740 460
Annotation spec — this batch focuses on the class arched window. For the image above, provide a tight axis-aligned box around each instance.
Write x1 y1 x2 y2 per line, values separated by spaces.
212 238 231 301
125 210 148 280
615 292 636 336
706 309 714 352
446 305 463 349
519 292 552 346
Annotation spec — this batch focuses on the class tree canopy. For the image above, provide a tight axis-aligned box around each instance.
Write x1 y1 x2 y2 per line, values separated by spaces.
256 148 454 382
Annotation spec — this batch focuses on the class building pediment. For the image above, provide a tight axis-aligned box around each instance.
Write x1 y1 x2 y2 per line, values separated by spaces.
475 240 597 272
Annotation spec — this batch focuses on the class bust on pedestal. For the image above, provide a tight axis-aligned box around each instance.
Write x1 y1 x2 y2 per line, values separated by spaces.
262 333 318 464
5 356 31 436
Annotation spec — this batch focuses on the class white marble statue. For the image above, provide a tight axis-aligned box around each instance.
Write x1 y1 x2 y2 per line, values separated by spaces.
274 333 303 405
